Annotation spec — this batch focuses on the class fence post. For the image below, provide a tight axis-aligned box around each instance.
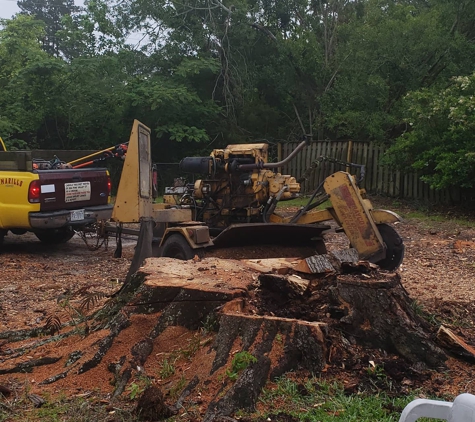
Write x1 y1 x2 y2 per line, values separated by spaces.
346 140 353 173
277 142 282 173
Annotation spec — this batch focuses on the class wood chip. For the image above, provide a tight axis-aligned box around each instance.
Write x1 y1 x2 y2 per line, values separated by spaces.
28 394 45 408
294 255 335 274
436 325 475 362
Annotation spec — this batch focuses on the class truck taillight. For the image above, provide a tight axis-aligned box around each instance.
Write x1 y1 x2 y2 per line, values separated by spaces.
107 176 112 197
28 180 41 203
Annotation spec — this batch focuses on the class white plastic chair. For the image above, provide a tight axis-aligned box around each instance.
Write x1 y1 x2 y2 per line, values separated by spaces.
398 393 475 422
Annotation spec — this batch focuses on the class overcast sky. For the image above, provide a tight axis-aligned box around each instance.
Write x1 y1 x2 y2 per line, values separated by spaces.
0 0 85 20
0 0 20 19
0 0 146 46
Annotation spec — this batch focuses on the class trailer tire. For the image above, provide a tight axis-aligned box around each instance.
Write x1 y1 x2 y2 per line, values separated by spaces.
161 234 197 260
35 227 75 244
375 223 405 271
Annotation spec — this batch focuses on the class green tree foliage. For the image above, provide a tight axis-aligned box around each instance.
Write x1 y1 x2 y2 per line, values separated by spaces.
1 0 475 190
0 14 221 154
116 0 475 144
384 73 475 189
0 15 60 148
17 0 80 57
322 0 475 141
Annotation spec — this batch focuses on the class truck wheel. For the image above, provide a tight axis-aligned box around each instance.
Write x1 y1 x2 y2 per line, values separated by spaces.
161 234 197 260
375 223 405 271
35 227 75 244
0 230 6 246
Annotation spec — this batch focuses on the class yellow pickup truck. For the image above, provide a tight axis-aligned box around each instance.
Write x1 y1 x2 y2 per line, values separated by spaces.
0 139 113 245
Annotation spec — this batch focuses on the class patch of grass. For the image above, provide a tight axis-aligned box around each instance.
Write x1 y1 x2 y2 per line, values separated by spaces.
126 374 152 401
382 198 475 227
169 375 187 400
409 300 472 330
411 300 440 326
403 210 474 227
201 313 219 334
366 363 387 380
32 400 69 421
225 351 257 381
253 377 435 421
1 395 138 422
159 358 176 379
180 334 202 360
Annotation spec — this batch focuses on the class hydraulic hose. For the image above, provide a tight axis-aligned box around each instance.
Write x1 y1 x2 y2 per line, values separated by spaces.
263 185 289 223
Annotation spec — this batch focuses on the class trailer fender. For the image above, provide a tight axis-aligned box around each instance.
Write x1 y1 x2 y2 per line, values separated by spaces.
159 226 213 260
159 226 213 249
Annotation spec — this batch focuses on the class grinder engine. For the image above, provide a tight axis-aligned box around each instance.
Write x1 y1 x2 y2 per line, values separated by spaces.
175 143 300 228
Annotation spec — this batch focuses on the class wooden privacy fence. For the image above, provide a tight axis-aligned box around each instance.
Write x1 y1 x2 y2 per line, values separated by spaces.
279 140 469 204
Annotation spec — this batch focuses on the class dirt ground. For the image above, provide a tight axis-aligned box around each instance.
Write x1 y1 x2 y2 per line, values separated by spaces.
0 232 134 333
1 203 475 411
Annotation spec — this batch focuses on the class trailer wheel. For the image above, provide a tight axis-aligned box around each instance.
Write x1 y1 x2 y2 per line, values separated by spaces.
35 227 75 244
375 223 405 271
161 233 197 260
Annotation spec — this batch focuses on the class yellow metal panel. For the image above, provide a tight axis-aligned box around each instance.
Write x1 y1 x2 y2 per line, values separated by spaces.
223 144 268 162
225 143 268 152
293 209 334 224
163 194 180 205
112 120 152 223
324 171 385 261
0 171 40 228
268 213 284 223
152 207 193 223
268 208 334 224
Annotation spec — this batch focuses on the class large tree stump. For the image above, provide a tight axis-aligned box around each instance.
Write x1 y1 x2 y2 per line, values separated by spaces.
329 272 447 368
0 255 453 419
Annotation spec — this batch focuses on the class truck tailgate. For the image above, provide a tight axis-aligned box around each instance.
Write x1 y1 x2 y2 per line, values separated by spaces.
37 168 110 211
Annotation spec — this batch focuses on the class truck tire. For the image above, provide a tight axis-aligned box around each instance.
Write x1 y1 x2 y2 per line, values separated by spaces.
35 227 75 244
0 230 6 246
161 233 198 260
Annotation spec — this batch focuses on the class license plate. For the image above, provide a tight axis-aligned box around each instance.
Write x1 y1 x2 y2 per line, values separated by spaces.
70 209 85 222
